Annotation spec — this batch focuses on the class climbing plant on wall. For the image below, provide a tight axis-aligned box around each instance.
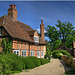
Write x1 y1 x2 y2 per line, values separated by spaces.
2 38 12 54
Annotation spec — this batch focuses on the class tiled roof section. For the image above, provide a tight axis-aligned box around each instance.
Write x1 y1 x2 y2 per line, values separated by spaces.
28 30 36 36
0 15 47 44
1 15 34 43
0 15 5 26
28 30 47 44
16 21 34 31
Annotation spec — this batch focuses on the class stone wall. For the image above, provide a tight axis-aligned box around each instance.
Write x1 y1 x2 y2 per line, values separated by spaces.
61 55 75 68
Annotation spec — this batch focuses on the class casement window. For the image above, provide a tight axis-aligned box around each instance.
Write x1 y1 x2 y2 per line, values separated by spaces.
21 50 27 57
13 50 20 56
41 51 43 57
37 51 40 58
30 51 34 56
0 28 2 36
34 36 39 43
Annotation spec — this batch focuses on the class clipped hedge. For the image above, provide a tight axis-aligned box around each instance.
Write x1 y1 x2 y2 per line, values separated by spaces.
0 53 24 74
0 53 50 75
23 57 35 69
27 56 41 67
39 58 50 65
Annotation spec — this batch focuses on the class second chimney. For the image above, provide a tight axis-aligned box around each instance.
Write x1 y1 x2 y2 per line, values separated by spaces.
8 4 17 21
40 19 45 41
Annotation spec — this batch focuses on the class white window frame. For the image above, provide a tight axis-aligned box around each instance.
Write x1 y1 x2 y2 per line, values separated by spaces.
13 50 20 56
34 36 39 43
0 28 2 36
21 50 27 57
30 50 34 56
37 51 40 58
41 51 44 58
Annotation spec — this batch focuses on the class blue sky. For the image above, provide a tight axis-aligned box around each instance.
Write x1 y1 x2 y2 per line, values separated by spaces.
0 1 75 40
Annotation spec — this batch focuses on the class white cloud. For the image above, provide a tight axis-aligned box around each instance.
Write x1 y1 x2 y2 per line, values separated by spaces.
36 28 47 33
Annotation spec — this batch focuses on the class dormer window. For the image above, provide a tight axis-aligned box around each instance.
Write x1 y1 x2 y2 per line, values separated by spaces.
34 36 39 43
0 28 2 36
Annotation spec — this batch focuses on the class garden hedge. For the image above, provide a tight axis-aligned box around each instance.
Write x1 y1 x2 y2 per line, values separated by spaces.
0 53 50 75
27 56 41 67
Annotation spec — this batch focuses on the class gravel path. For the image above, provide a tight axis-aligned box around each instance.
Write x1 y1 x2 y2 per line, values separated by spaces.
14 58 73 75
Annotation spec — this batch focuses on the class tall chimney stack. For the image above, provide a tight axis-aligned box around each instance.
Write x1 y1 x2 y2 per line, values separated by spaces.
40 19 45 41
8 4 17 21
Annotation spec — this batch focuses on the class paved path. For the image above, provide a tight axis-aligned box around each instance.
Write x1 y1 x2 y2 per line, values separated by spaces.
14 58 73 75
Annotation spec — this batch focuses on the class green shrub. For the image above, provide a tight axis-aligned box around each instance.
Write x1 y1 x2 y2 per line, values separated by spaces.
46 50 51 55
52 49 71 59
39 58 50 65
44 55 47 59
27 56 41 67
23 57 35 69
0 53 50 74
44 54 51 60
52 50 60 58
59 49 71 56
0 53 24 74
55 53 61 59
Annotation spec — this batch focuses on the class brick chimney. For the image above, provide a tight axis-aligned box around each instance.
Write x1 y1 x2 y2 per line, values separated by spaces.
40 19 45 41
8 4 17 21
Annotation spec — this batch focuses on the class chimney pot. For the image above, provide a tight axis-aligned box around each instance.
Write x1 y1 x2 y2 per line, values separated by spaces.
9 4 16 9
8 4 17 21
41 19 43 24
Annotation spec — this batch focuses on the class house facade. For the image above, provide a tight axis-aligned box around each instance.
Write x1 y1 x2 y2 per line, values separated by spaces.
0 4 47 58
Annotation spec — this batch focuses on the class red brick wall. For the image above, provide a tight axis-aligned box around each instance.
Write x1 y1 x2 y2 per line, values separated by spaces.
12 40 29 56
12 40 46 58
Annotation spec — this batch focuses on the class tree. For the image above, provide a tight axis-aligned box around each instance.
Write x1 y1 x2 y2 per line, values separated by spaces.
56 20 74 45
45 26 60 51
45 20 75 50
